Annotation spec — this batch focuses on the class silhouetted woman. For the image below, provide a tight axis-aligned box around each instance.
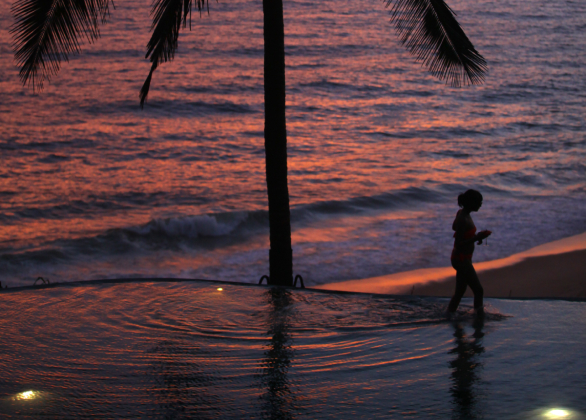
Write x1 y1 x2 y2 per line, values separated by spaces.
448 190 491 317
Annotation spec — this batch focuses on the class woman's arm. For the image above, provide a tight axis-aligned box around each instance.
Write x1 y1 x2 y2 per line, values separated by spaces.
456 230 491 247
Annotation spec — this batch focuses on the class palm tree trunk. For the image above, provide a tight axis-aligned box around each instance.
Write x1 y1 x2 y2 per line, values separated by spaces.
263 0 293 286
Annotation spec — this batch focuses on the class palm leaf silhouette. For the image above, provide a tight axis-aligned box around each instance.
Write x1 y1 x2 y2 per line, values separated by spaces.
11 0 111 90
386 0 487 86
139 0 208 107
11 0 486 95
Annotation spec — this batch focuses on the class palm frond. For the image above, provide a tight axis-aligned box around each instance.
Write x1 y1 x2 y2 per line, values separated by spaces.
139 0 209 107
385 0 487 86
11 0 111 90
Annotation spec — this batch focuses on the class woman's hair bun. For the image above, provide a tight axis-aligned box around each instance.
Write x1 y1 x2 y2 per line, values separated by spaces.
458 189 483 209
457 193 465 207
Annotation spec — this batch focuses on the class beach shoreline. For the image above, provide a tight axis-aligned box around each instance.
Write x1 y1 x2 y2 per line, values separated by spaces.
315 232 586 298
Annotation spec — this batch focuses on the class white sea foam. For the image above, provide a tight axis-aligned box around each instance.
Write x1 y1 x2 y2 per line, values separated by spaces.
129 213 249 238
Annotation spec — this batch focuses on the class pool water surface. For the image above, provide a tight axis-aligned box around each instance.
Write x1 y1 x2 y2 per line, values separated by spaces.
0 281 584 419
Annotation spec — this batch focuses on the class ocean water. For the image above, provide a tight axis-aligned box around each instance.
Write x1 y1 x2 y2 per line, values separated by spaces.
0 0 585 287
0 281 584 419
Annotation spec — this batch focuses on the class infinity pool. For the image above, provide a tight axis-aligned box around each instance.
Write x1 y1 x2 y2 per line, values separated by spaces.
0 281 584 419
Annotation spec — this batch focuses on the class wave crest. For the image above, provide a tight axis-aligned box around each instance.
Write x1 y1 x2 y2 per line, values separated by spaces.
128 213 250 239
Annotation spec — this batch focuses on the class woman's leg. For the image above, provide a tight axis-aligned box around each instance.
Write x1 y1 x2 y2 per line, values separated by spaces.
448 262 468 312
465 263 484 310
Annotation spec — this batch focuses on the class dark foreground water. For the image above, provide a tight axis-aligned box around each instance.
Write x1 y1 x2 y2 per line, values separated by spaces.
0 281 584 419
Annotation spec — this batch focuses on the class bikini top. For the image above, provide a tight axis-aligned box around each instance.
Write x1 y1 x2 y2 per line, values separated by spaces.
453 210 476 239
453 227 477 240
452 227 476 261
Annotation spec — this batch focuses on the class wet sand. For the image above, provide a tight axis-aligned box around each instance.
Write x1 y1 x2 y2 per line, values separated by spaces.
315 232 586 298
413 249 586 298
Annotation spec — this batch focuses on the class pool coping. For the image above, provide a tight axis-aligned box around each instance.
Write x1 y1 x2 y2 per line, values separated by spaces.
1 277 585 302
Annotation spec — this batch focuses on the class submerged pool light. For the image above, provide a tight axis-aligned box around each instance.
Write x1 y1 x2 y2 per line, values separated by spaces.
16 390 36 400
544 408 571 419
